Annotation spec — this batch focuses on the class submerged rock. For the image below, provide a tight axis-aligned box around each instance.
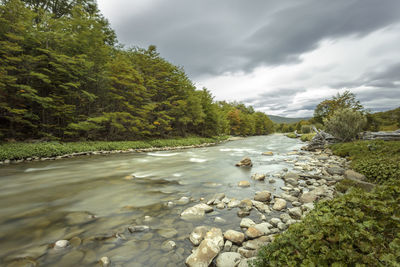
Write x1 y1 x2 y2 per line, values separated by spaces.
251 173 266 181
190 226 210 245
128 225 150 233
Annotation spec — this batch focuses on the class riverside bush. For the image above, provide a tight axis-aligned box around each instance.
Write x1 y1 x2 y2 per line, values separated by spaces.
286 133 297 138
254 182 400 266
301 125 311 134
0 136 229 161
300 133 316 142
324 108 367 142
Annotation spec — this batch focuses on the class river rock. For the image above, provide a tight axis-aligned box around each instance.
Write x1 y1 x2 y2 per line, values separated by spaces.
299 192 317 203
280 193 298 202
284 172 300 180
223 240 233 252
215 217 226 223
216 252 242 267
242 236 270 250
100 256 111 266
251 173 266 181
240 218 256 228
128 225 150 233
237 209 250 218
262 151 274 156
327 166 345 176
161 240 176 251
158 228 178 238
238 247 257 258
235 157 253 167
176 196 190 205
254 191 271 202
181 204 213 220
245 227 264 239
239 199 253 211
227 199 241 208
270 218 281 227
252 200 270 213
54 240 69 249
224 230 245 245
205 228 224 248
190 226 210 245
185 239 220 267
344 170 366 181
285 178 299 186
253 223 271 235
280 213 292 223
238 257 257 267
288 207 302 219
216 202 225 209
272 198 287 211
238 181 251 187
277 222 287 231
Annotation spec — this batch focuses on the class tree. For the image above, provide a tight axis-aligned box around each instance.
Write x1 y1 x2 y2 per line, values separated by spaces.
314 91 364 124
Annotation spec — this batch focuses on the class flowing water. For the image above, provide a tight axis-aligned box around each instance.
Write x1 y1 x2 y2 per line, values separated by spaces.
0 134 304 266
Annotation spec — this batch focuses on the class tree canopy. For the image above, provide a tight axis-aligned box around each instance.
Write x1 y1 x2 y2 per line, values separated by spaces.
0 0 274 141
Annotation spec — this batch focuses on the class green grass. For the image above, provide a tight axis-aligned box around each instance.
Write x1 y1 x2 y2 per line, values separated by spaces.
300 132 316 142
0 136 229 161
254 140 400 266
286 132 297 138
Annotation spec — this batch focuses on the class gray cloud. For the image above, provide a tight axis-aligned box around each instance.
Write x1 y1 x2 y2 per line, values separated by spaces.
102 0 400 77
99 0 400 117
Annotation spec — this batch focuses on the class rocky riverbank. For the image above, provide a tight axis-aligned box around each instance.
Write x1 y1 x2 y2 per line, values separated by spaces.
178 147 364 266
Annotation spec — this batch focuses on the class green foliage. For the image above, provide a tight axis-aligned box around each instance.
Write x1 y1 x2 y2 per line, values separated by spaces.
301 124 311 134
314 91 364 124
366 107 400 131
331 140 400 184
0 136 229 161
324 108 367 142
300 133 315 142
0 0 274 141
254 182 400 266
286 132 297 138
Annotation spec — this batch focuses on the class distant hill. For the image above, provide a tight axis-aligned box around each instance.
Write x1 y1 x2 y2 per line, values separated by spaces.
268 115 311 124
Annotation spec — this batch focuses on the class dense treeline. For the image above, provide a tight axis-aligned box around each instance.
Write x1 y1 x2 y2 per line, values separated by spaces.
0 0 274 141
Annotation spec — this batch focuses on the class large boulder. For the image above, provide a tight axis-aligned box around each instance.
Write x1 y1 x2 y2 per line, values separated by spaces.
205 228 224 248
236 157 253 167
216 252 242 267
327 166 345 176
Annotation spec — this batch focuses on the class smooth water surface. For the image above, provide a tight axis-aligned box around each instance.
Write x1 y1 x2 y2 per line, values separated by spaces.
0 135 304 266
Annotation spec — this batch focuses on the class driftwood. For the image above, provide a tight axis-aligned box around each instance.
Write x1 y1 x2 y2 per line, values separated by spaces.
360 129 400 141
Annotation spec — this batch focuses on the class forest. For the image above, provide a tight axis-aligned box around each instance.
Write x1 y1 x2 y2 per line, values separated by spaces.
0 0 274 142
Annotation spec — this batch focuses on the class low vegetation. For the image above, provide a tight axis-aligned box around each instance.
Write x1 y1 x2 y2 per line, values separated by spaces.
300 133 315 142
255 140 400 266
331 140 400 184
0 136 229 161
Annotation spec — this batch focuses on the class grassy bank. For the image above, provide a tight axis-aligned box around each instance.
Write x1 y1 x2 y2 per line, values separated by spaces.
254 140 400 266
0 136 229 161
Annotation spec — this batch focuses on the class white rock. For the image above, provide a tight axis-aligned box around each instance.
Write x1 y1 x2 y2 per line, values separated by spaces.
216 252 242 267
240 218 256 228
54 240 69 249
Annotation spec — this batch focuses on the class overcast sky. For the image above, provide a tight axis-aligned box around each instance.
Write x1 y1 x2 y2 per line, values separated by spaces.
97 0 400 117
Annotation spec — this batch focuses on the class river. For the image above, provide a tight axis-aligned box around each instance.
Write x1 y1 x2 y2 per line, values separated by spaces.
0 134 304 266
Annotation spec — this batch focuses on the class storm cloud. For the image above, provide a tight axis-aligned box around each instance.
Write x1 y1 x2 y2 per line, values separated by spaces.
98 0 400 116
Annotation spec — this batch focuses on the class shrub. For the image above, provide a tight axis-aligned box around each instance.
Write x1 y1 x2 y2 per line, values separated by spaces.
301 125 311 134
324 108 367 142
